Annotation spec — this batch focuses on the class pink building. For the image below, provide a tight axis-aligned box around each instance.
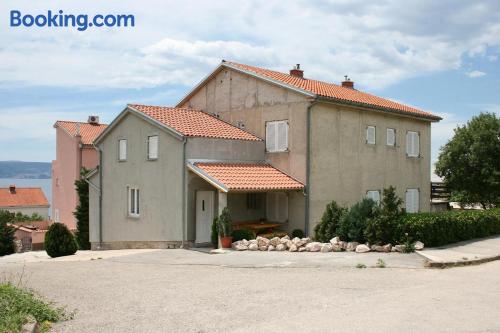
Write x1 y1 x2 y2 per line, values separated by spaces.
52 117 107 230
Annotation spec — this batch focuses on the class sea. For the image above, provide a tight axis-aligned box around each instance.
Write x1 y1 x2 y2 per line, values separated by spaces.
0 178 52 217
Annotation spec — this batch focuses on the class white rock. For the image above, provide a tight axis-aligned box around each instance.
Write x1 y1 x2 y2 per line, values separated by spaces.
330 237 340 245
249 239 258 245
270 237 281 247
338 241 348 250
383 244 392 252
331 244 342 252
231 241 241 249
292 237 301 245
281 235 290 241
286 240 294 248
298 246 307 252
257 236 270 247
414 241 424 251
248 243 259 251
346 242 359 252
276 243 287 251
393 244 404 252
241 239 250 246
321 244 333 252
235 244 248 251
268 245 275 251
288 244 298 252
258 245 268 251
355 244 370 253
306 242 322 252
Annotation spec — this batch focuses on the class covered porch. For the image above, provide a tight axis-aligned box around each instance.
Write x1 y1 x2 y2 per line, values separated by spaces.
186 161 305 244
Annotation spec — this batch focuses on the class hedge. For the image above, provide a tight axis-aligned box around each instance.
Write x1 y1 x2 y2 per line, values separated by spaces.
400 209 500 247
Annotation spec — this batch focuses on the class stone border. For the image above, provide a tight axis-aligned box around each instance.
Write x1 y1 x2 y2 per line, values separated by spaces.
421 253 500 268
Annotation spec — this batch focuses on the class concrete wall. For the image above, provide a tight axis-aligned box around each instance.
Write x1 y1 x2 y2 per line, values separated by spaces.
186 137 265 161
1 206 49 219
227 193 266 222
309 102 432 229
182 68 310 183
81 147 99 170
95 112 184 246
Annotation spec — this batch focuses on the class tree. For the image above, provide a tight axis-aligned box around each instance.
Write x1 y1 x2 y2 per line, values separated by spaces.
338 198 377 243
313 201 347 242
45 223 77 258
74 168 90 250
0 210 16 256
435 113 500 208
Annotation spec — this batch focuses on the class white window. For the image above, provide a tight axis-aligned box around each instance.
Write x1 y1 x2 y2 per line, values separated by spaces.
266 192 288 222
266 120 288 152
406 131 420 157
366 190 381 205
386 128 396 146
118 139 127 161
405 188 419 213
366 126 376 145
54 209 60 222
148 135 159 160
128 187 140 217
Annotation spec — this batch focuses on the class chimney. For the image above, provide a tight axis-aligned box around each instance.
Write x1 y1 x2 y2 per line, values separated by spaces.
289 64 304 78
341 75 354 89
88 115 100 125
9 185 16 194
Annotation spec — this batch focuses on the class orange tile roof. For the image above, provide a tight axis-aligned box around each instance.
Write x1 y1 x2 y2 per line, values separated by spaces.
192 162 304 192
0 187 49 207
129 104 262 141
55 121 108 145
224 61 441 121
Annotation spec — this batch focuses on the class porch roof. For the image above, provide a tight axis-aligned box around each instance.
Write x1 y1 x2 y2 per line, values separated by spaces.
187 161 304 193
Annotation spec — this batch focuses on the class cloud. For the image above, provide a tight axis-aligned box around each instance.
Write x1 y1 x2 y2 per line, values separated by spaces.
466 70 486 78
1 0 500 91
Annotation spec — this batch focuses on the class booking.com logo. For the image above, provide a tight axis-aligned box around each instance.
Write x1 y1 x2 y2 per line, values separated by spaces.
10 10 135 31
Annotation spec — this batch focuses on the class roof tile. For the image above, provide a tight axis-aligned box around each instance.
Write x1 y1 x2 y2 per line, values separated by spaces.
55 121 108 145
0 187 49 207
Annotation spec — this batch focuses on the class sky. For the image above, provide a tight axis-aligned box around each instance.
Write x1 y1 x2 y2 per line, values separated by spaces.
0 0 499 168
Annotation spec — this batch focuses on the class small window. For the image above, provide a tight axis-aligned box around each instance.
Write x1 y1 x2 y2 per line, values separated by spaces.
247 193 258 210
405 188 419 213
366 126 376 145
266 120 288 152
386 128 396 146
406 131 420 157
118 139 127 161
128 187 140 217
148 135 159 160
366 190 381 205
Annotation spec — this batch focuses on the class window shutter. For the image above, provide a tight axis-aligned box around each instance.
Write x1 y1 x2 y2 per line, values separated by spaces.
387 128 395 146
277 121 288 151
405 189 419 213
119 139 127 160
266 122 276 152
405 190 412 212
366 126 375 144
367 190 380 204
413 132 420 157
148 136 158 159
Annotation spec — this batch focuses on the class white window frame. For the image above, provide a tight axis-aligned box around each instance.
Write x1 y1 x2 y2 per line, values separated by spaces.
266 120 289 153
406 131 420 157
147 135 159 160
366 125 376 145
118 139 127 161
128 187 140 217
405 188 419 213
366 190 381 205
386 128 396 147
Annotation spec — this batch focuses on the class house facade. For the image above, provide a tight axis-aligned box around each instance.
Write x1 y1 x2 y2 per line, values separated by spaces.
0 185 50 219
88 61 440 249
52 118 107 230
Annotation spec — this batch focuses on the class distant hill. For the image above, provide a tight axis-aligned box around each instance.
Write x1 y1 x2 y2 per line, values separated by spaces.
0 161 51 179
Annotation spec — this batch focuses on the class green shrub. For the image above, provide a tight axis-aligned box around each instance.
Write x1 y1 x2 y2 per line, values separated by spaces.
338 198 378 243
217 207 232 237
291 229 304 238
231 229 255 242
364 186 405 245
74 169 90 250
314 201 347 242
211 217 218 248
0 210 16 256
400 209 500 247
0 283 71 332
44 223 77 258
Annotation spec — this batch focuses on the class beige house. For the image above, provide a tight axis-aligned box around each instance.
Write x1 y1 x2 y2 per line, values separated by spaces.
87 61 441 249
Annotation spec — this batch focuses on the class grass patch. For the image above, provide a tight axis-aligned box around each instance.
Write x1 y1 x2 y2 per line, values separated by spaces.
355 263 367 269
0 282 72 333
375 258 386 268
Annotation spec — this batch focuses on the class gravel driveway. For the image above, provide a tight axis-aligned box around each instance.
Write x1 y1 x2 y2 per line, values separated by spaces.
1 249 499 332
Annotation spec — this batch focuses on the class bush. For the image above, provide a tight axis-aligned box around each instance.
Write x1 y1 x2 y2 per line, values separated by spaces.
44 223 77 258
314 201 347 242
231 229 255 242
400 209 500 247
0 210 16 256
0 283 70 332
364 186 405 245
211 217 218 248
291 229 304 238
74 169 90 250
217 207 232 237
338 198 378 243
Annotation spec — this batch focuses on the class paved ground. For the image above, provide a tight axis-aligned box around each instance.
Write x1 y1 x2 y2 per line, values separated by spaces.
418 236 500 266
1 249 500 332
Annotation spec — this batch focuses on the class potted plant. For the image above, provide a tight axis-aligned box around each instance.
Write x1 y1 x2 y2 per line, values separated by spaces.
217 207 233 248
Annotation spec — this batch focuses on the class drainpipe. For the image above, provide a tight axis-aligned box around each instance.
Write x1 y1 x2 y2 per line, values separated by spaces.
305 100 318 237
89 143 103 249
181 138 187 248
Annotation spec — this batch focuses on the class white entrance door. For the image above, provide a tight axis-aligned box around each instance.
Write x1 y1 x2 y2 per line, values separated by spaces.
196 191 214 243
